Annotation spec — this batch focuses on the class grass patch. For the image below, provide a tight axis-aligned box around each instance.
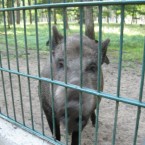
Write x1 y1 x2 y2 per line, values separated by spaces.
0 23 144 63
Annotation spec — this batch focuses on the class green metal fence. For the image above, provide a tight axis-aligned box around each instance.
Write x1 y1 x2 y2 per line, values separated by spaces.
0 0 145 145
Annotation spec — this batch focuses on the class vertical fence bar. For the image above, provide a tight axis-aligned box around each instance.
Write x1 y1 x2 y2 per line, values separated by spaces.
31 1 46 135
133 37 145 145
39 81 45 135
34 0 42 132
48 0 56 139
94 4 102 145
112 4 125 145
11 0 25 125
34 0 45 134
28 0 42 131
117 6 124 98
0 52 9 116
97 3 102 92
2 0 16 120
22 0 34 128
79 5 83 145
34 0 41 79
62 0 69 144
39 77 45 134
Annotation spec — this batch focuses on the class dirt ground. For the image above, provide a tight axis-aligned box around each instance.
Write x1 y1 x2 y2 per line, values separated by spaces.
0 50 145 145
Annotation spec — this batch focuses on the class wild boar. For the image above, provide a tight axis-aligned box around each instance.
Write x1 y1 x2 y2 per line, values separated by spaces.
40 26 110 145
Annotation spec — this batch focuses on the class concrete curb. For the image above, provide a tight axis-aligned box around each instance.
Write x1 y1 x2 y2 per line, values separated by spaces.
0 117 51 145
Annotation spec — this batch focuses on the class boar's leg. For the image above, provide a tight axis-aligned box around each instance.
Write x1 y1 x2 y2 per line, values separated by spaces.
43 107 60 141
71 131 79 145
91 111 96 127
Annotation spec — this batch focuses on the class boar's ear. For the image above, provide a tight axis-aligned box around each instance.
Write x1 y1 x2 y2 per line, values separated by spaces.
52 25 63 49
101 39 110 65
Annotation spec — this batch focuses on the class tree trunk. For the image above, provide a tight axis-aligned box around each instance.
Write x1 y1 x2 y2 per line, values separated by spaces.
7 0 13 28
107 15 109 23
28 0 32 24
54 9 57 25
107 6 110 24
63 8 69 29
131 13 133 24
16 0 20 24
115 11 118 23
84 6 95 40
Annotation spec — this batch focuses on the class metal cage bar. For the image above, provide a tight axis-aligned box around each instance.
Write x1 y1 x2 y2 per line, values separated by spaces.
133 38 145 145
78 6 84 145
1 1 145 12
1 0 16 121
94 4 103 145
0 66 145 108
48 1 57 139
112 4 125 145
62 2 69 144
0 52 8 116
11 0 25 125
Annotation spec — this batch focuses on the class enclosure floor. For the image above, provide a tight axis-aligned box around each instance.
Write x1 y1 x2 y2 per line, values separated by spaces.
0 50 145 145
0 117 52 145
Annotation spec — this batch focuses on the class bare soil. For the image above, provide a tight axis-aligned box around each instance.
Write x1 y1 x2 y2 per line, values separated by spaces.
0 50 145 145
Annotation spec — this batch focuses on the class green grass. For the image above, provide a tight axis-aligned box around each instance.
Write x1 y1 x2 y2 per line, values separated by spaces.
0 23 144 63
0 24 49 51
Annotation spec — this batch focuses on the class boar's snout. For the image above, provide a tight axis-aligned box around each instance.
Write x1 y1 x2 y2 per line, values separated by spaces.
59 103 88 133
55 80 90 132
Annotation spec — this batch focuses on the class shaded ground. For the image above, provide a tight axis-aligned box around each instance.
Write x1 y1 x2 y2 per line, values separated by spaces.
0 50 145 145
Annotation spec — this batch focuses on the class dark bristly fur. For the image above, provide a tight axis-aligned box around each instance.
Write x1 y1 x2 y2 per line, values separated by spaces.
40 26 110 145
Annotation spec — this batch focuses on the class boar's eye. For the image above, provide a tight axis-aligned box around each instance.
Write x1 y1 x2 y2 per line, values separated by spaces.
86 63 97 73
58 62 64 69
57 59 64 70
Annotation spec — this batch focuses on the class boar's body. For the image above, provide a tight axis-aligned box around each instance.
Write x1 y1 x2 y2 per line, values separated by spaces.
40 26 110 145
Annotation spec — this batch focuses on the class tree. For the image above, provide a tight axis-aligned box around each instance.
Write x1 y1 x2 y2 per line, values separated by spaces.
84 0 95 40
16 0 20 24
39 0 69 28
28 0 33 24
63 8 69 29
53 9 57 24
7 0 13 28
137 5 145 16
125 5 138 24
103 6 111 23
125 5 145 24
111 5 121 23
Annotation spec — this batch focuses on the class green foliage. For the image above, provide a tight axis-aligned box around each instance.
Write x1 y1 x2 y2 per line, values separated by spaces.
0 23 49 51
0 23 144 63
98 24 144 63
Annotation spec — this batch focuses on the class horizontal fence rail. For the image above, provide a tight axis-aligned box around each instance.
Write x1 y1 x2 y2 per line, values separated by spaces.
1 0 145 12
0 67 145 108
